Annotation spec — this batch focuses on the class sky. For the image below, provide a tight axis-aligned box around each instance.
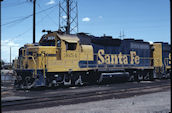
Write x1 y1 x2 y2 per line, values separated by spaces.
1 0 170 63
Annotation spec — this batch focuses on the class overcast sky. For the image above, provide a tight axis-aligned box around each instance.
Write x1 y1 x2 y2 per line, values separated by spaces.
1 0 170 62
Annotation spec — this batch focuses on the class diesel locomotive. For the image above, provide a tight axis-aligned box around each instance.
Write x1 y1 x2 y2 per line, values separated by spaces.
13 30 171 89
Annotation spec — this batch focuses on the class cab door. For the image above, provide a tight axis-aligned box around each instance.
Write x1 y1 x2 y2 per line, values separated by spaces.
56 39 61 60
63 41 79 69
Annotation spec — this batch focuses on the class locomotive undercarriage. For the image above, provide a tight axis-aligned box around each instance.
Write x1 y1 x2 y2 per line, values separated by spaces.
14 68 169 89
115 69 154 82
135 69 154 81
14 70 89 89
46 72 86 87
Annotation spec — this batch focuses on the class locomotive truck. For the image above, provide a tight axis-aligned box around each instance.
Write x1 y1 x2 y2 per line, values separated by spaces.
13 30 171 89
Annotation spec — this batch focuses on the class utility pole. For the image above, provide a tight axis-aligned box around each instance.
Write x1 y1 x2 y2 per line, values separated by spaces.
28 0 36 43
59 0 78 34
33 0 36 43
10 46 11 65
0 0 3 65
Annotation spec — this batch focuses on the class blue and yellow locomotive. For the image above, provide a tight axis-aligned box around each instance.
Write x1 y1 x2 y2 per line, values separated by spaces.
13 31 171 89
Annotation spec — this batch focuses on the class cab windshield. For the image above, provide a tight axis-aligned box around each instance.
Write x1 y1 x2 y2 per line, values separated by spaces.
39 35 55 46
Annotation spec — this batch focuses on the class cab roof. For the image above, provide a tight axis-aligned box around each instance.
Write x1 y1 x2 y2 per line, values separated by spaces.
56 33 79 43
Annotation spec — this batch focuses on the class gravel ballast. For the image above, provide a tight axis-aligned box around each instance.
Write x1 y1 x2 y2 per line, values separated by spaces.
4 89 170 113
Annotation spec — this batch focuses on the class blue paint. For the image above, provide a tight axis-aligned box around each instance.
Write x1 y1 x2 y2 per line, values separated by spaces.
79 38 152 68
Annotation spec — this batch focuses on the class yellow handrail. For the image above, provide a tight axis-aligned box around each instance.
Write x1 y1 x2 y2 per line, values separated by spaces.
26 55 37 78
41 53 46 79
31 56 37 78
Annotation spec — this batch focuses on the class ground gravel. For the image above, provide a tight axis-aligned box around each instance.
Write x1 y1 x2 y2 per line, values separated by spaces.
3 90 171 113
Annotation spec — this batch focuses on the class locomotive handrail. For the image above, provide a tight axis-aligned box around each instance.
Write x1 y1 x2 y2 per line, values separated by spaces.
41 53 46 79
27 55 37 78
164 58 169 65
164 58 170 70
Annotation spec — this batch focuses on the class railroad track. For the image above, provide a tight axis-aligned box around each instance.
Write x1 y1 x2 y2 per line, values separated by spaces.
2 80 170 112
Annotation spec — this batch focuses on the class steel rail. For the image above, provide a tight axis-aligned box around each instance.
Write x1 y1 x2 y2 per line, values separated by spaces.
2 81 170 112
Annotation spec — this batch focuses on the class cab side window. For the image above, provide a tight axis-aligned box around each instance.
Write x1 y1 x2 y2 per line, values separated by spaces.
57 40 61 47
66 42 77 50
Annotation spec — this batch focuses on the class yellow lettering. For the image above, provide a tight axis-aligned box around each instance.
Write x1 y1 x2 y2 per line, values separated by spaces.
111 55 115 64
130 51 136 64
118 52 123 64
114 55 118 64
98 49 105 64
111 55 119 64
105 55 111 64
123 55 128 64
135 56 140 64
97 50 139 65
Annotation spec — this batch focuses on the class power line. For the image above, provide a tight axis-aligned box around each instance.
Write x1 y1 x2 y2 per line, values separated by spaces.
1 14 33 26
1 45 20 47
1 2 59 45
1 3 58 27
2 1 27 8
36 2 58 26
13 27 32 39
2 5 59 43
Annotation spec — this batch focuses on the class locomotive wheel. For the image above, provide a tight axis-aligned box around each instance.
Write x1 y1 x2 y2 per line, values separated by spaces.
14 75 24 89
71 73 84 86
128 74 135 82
25 76 35 89
143 72 149 80
75 75 84 86
149 72 154 81
138 74 143 81
71 74 78 86
63 74 71 86
14 80 24 89
144 71 153 81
